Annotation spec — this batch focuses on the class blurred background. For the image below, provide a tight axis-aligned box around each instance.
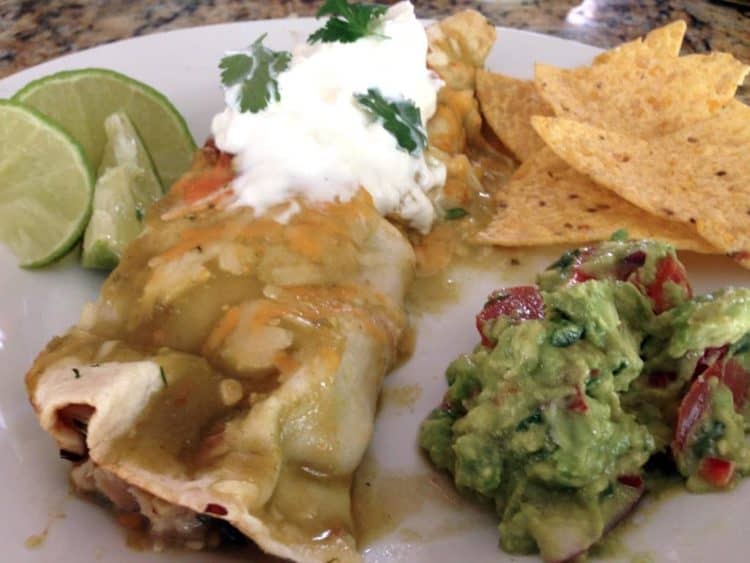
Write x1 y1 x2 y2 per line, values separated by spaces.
1 0 748 87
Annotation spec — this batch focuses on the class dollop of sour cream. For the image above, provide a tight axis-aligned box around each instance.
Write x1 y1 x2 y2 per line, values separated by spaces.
211 1 446 233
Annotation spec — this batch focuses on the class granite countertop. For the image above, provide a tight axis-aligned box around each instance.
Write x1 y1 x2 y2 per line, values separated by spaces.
1 0 748 103
2 1 749 76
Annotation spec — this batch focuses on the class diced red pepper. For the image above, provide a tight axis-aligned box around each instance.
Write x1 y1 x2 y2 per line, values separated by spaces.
644 256 692 314
698 457 734 488
475 286 544 347
567 386 588 413
617 474 644 488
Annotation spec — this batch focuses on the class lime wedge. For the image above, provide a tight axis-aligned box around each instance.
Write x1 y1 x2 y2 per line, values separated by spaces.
82 112 163 269
13 68 196 189
100 111 164 203
0 100 94 267
82 166 141 270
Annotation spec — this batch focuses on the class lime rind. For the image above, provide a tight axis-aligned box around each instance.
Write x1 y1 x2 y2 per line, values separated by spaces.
0 99 94 268
13 67 196 189
82 240 120 271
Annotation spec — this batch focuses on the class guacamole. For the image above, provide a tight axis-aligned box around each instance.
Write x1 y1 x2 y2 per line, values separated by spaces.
420 238 750 562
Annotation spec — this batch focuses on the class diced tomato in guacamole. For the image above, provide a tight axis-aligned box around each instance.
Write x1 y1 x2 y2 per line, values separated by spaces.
672 336 750 490
537 238 692 314
475 286 543 346
420 237 750 562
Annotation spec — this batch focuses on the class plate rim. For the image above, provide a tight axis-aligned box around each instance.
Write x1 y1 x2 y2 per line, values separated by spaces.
0 17 605 89
8 14 750 563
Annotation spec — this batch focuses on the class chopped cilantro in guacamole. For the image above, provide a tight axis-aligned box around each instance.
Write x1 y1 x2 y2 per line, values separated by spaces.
420 239 750 561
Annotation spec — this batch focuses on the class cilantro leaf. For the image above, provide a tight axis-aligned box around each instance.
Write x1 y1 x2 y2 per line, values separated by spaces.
445 208 468 220
354 88 426 155
219 34 291 113
610 228 629 241
308 0 387 44
219 54 253 87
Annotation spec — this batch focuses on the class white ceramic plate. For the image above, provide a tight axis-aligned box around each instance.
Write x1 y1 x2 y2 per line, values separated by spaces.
1 17 749 563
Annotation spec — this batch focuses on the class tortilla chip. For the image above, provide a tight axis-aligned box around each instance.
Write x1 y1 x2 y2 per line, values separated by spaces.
531 105 750 268
427 10 497 90
592 20 686 65
475 147 715 253
476 70 553 161
535 51 749 138
662 99 750 146
641 20 687 57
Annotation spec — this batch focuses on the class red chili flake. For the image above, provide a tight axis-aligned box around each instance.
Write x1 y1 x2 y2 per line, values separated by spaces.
204 503 228 516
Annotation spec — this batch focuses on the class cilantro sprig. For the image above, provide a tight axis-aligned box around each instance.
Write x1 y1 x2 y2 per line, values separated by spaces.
308 0 387 44
219 34 291 113
354 88 426 155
